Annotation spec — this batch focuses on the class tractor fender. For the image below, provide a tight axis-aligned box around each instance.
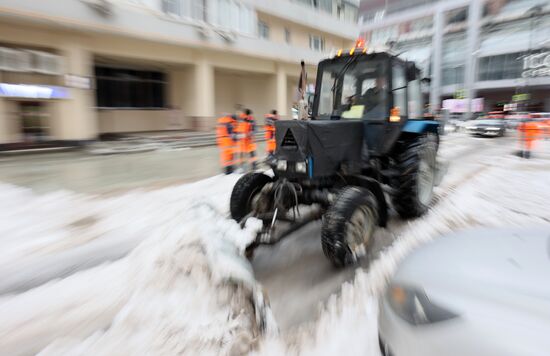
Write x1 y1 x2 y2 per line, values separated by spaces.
402 120 439 135
343 175 388 228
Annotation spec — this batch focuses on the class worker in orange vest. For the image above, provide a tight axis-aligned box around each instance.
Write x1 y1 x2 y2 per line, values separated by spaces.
216 114 237 174
236 109 258 169
518 119 541 159
264 110 279 156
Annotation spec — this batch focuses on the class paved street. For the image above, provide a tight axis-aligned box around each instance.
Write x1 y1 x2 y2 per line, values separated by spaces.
0 143 264 195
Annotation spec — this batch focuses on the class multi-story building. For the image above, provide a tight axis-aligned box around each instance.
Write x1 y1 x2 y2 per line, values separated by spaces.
0 0 359 148
360 0 550 116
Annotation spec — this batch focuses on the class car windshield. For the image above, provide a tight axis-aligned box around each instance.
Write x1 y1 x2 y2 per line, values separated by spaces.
316 59 388 120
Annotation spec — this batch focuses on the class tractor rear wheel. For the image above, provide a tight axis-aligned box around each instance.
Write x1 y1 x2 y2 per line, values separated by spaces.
230 173 272 222
391 134 437 219
321 186 379 268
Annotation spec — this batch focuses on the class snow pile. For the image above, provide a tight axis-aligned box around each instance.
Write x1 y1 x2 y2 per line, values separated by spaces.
0 175 246 294
0 176 275 356
256 152 550 355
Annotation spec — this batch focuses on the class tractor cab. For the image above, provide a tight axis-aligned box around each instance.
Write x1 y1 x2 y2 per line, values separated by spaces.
312 47 426 155
272 45 435 180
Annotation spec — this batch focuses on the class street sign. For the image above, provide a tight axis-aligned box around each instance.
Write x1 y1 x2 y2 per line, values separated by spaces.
454 89 466 99
65 74 92 90
512 93 530 102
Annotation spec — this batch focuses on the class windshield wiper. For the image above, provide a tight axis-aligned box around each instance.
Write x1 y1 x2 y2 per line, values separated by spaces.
331 55 359 93
331 55 359 114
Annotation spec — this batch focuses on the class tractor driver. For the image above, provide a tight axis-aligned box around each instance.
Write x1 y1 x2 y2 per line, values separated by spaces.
358 76 386 108
351 75 387 120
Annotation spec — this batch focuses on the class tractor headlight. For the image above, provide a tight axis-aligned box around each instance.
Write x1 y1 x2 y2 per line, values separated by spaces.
276 160 287 171
295 161 307 173
387 284 459 326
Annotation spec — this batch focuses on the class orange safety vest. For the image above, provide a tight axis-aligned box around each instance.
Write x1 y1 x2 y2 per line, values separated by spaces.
518 121 541 151
216 115 236 167
236 114 257 154
264 114 278 154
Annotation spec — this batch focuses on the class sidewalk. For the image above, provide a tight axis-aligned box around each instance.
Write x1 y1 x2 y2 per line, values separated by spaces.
87 130 265 155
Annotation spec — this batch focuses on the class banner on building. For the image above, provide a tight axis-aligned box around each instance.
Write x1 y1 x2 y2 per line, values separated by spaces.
442 98 484 113
522 52 550 78
0 83 69 99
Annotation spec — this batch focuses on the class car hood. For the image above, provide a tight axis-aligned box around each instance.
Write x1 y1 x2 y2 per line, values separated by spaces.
393 227 550 302
467 120 504 127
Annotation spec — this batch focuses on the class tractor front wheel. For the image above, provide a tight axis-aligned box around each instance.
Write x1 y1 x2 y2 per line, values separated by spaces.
230 173 272 222
321 187 379 268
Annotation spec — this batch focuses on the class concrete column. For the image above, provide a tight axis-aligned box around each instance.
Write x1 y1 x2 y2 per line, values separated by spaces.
190 56 215 130
429 7 444 113
167 69 192 130
55 38 97 141
0 99 8 144
464 0 482 118
276 66 288 117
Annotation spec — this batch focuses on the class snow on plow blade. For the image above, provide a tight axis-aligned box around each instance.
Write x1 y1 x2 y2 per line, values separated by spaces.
205 232 278 336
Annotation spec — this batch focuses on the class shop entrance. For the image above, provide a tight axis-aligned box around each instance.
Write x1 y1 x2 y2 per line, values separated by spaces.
18 101 50 143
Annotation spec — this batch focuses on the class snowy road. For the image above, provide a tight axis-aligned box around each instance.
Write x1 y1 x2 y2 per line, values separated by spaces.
251 132 525 331
255 133 550 355
1 132 549 355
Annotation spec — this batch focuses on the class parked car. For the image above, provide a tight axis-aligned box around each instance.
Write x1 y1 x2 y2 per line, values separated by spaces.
465 117 506 137
378 227 550 356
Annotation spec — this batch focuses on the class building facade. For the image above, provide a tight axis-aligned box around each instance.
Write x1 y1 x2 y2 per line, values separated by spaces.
0 0 359 147
360 0 550 116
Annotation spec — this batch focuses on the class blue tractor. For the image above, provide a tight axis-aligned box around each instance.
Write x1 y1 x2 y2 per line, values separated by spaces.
230 45 442 267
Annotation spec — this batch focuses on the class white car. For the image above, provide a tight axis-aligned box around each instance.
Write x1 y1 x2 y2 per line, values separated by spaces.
379 227 550 356
464 119 506 137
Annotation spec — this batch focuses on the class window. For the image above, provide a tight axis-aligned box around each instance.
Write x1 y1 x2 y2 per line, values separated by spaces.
442 65 464 85
341 1 359 22
284 28 291 44
309 34 325 51
258 20 270 39
392 64 407 116
212 0 256 35
316 60 388 119
161 0 205 21
478 52 525 81
162 0 180 16
95 67 166 109
191 0 206 21
315 0 332 13
442 34 466 85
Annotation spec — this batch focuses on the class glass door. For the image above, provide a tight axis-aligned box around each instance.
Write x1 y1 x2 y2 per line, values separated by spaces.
19 101 50 143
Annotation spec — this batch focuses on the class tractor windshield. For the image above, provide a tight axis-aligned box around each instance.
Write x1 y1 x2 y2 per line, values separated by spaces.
316 59 388 120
